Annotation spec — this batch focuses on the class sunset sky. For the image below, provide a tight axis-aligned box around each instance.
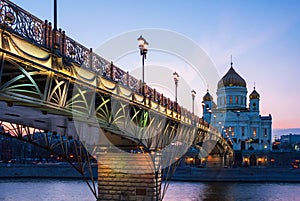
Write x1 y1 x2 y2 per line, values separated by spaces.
11 0 300 130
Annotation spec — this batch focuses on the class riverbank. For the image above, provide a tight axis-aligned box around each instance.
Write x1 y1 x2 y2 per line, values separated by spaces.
2 163 300 182
0 163 97 179
170 166 300 182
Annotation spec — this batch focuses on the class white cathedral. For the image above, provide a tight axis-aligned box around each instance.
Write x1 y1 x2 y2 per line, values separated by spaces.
202 61 272 166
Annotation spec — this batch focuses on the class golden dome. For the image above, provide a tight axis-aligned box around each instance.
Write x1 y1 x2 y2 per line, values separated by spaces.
249 88 260 99
203 90 213 101
217 66 246 88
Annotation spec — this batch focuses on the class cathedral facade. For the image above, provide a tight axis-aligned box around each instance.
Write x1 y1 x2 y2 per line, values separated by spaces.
202 62 272 166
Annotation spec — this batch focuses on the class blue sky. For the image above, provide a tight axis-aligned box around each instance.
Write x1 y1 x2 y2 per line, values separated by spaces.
11 0 300 129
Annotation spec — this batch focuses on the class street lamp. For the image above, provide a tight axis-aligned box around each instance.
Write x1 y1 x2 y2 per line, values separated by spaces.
54 0 57 31
137 35 149 95
236 111 240 138
173 72 179 104
191 90 196 114
218 121 222 133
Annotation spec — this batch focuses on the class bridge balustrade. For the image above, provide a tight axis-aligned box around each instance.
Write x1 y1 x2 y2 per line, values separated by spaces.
0 0 212 130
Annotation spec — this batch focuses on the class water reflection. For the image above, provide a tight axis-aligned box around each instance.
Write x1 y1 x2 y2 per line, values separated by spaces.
0 179 299 201
201 182 236 201
164 182 300 201
0 179 95 201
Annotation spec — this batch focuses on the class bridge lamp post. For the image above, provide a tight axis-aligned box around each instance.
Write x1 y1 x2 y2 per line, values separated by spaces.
191 90 196 115
236 112 240 136
137 35 149 95
218 121 222 134
173 72 179 106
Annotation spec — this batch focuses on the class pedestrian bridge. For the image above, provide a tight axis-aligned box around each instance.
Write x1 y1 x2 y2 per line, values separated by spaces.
0 0 233 200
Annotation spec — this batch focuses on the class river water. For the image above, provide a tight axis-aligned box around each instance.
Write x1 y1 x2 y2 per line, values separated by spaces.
0 179 299 201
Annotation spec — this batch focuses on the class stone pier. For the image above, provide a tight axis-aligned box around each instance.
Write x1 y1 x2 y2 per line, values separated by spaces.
97 152 162 201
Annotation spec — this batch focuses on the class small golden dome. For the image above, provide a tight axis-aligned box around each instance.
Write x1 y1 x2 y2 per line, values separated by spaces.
249 88 260 99
203 90 213 101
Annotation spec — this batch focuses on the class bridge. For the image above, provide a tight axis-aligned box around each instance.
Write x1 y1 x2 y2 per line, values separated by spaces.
0 0 233 200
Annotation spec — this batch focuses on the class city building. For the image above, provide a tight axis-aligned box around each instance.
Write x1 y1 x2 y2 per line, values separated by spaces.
202 61 272 166
280 134 300 151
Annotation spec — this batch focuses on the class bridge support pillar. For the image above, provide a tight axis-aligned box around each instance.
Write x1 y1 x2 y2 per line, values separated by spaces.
97 152 162 201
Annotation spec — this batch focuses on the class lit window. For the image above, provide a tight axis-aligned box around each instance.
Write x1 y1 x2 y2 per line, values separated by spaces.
264 144 267 149
253 128 257 137
236 96 238 104
229 96 233 104
226 127 235 136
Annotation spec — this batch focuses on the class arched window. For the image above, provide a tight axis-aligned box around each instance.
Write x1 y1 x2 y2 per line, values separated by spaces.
241 141 246 151
250 155 256 166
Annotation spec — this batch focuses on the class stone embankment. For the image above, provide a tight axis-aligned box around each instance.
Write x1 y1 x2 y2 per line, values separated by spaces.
2 164 300 182
0 163 97 179
171 166 300 182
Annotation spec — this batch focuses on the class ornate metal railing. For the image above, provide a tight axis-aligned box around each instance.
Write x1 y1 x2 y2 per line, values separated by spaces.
65 36 91 67
0 0 213 128
0 0 46 46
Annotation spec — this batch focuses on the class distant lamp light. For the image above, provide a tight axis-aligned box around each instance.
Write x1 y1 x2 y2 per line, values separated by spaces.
138 35 145 46
191 89 196 114
173 72 179 104
143 41 149 50
137 35 149 95
173 71 179 82
191 90 196 97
